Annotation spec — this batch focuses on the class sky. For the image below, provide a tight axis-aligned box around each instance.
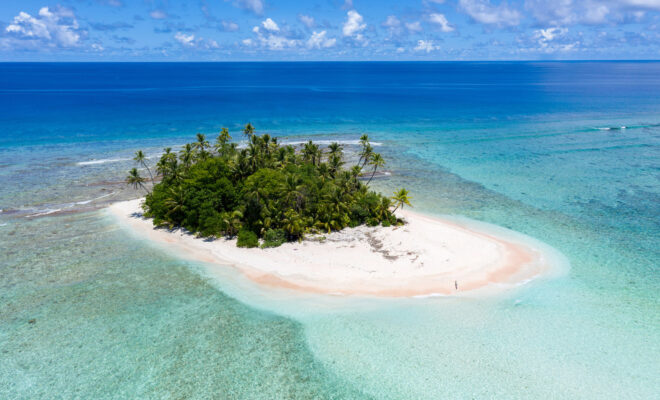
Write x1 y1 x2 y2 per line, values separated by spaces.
0 0 659 61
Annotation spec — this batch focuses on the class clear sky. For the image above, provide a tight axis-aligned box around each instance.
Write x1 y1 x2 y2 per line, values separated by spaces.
1 0 659 61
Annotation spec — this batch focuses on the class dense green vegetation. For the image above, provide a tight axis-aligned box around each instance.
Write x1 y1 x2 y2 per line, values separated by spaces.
128 124 411 248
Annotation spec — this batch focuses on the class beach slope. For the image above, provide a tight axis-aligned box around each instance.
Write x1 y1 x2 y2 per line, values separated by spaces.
109 199 557 297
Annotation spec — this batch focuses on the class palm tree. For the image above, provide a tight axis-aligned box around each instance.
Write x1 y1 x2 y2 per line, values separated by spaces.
163 185 186 223
302 141 320 165
195 133 210 159
282 174 305 211
180 143 195 168
126 168 148 193
366 153 385 185
282 209 305 241
216 127 232 156
317 163 330 181
133 150 154 185
391 188 412 213
328 142 343 158
223 210 243 237
359 143 373 168
243 123 255 140
329 154 344 177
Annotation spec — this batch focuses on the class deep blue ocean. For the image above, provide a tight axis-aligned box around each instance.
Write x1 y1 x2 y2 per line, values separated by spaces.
0 62 658 399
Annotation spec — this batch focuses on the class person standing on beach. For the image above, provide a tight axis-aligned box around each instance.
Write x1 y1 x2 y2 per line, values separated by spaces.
455 280 458 290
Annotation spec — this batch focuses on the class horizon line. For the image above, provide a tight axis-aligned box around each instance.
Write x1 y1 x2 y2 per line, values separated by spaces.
1 59 659 63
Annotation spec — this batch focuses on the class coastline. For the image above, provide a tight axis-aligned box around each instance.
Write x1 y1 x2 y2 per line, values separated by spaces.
108 198 560 297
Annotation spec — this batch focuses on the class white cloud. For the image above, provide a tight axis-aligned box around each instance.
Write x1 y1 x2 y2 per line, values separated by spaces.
383 15 423 36
534 27 568 45
524 0 660 26
459 0 521 27
174 32 195 47
174 32 219 50
233 0 264 15
150 10 167 20
527 26 579 53
306 30 336 49
414 39 438 52
246 24 299 50
261 35 297 50
299 14 315 28
343 10 366 37
221 21 240 32
623 0 660 10
406 21 423 32
525 0 595 25
5 7 81 48
429 13 454 32
585 4 610 23
383 15 402 35
383 15 401 28
262 18 279 32
91 43 104 51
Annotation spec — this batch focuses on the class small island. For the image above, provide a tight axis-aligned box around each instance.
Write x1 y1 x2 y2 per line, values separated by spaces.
113 124 556 296
128 124 409 248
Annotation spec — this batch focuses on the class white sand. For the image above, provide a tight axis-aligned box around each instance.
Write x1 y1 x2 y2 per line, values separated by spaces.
108 199 553 297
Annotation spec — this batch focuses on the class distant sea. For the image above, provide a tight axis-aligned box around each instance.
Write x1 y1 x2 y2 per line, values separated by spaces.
1 62 658 399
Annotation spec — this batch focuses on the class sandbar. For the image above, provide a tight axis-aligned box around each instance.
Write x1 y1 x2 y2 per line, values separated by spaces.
109 199 556 297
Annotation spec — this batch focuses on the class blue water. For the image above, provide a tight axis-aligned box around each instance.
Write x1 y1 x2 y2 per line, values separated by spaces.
1 62 658 398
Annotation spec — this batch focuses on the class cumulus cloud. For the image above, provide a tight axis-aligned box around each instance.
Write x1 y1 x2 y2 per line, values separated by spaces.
174 32 195 47
261 18 279 32
414 39 438 52
4 6 82 48
429 13 454 32
174 32 219 49
459 0 522 27
306 30 336 48
534 26 568 45
299 14 315 28
343 10 367 42
523 26 579 53
246 23 298 50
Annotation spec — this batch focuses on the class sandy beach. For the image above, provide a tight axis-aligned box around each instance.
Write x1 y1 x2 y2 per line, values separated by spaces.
108 199 555 297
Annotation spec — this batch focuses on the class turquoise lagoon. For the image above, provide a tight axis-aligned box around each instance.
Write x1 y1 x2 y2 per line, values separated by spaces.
0 62 658 398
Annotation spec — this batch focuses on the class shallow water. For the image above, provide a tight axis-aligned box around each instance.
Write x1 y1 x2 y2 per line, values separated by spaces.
1 62 658 398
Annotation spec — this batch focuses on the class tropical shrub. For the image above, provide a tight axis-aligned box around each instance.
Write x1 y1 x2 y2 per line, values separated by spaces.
262 229 286 248
236 228 259 248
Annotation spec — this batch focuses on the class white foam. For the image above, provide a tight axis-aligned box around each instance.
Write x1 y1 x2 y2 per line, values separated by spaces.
77 158 131 166
281 139 383 146
594 126 627 131
75 192 115 205
27 208 61 217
